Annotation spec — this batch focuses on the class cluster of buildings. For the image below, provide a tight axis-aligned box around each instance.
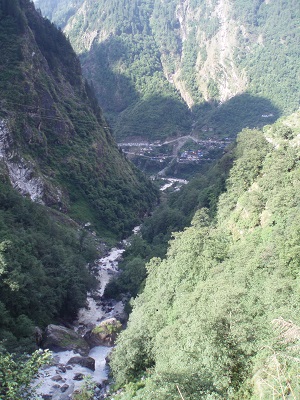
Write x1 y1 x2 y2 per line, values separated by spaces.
118 137 232 165
178 139 230 163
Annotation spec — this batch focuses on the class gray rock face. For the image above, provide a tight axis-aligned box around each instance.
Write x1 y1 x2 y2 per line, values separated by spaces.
42 324 90 356
0 119 65 208
0 119 44 203
114 309 128 324
7 161 45 203
34 326 44 346
67 356 95 371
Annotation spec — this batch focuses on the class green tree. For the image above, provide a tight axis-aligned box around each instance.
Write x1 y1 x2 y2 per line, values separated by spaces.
0 349 51 399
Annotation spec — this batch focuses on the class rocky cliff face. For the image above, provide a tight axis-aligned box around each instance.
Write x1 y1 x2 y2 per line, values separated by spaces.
0 119 65 206
163 0 247 105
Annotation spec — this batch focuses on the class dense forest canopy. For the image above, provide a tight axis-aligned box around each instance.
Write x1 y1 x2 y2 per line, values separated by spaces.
0 175 97 352
109 112 300 399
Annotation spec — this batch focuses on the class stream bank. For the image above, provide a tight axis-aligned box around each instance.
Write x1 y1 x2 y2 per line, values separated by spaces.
33 245 127 399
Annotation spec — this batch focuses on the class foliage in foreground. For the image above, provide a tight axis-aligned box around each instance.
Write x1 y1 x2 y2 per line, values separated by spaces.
0 349 51 399
72 376 97 400
110 112 300 399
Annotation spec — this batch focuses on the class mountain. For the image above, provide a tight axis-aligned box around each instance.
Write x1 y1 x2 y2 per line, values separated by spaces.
34 0 299 141
32 0 83 29
0 0 158 351
110 110 300 398
0 0 158 240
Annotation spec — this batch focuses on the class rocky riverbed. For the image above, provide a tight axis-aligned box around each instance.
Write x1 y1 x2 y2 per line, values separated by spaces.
32 246 127 399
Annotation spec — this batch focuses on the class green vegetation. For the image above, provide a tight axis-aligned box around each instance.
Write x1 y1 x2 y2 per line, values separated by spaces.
92 320 122 335
114 94 192 141
0 0 25 105
36 0 299 142
1 1 300 398
80 33 191 140
195 93 279 137
0 178 97 352
63 0 193 140
233 0 300 115
0 0 158 240
109 112 300 399
0 349 51 399
105 148 233 300
72 376 97 400
0 0 158 352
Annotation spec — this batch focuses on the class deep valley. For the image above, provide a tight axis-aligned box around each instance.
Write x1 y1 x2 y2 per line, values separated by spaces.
1 1 300 399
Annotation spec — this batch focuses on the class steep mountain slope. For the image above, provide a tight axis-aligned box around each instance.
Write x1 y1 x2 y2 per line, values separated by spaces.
110 111 300 399
0 0 158 239
0 0 158 352
35 0 299 140
0 176 97 352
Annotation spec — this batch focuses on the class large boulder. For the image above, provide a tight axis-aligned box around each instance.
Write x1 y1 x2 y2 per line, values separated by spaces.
42 324 90 356
84 318 122 347
67 356 95 371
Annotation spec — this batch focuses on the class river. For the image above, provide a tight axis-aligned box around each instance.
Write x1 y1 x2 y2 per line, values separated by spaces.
159 177 188 191
33 246 126 399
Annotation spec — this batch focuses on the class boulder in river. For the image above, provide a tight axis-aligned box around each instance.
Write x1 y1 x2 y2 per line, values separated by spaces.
84 317 122 347
73 373 85 381
51 375 63 382
67 356 95 371
42 324 90 356
61 384 69 393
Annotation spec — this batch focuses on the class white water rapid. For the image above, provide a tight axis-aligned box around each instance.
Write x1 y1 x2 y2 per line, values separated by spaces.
160 177 188 191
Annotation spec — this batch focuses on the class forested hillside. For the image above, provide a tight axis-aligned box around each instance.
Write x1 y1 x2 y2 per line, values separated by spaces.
0 0 158 239
109 112 300 399
104 149 234 299
35 0 299 141
0 176 97 352
0 0 157 352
